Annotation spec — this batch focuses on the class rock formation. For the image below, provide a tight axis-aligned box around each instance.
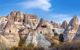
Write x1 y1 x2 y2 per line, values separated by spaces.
0 11 52 48
51 21 60 28
63 16 79 42
73 25 80 41
36 18 61 45
0 17 8 33
0 11 79 49
37 18 53 34
24 14 39 29
61 20 68 29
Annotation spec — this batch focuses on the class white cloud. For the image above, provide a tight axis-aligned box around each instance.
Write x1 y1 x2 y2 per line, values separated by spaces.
20 0 51 11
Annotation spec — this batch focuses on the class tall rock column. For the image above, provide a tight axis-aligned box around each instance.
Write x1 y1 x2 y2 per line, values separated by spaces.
61 20 68 29
63 16 79 42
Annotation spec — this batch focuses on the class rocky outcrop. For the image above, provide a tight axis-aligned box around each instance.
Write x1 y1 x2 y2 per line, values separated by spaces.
36 18 61 45
61 20 68 29
0 35 9 50
1 11 80 49
73 25 80 41
63 16 79 42
18 28 30 46
0 17 8 33
25 29 51 48
0 11 25 48
24 14 39 29
51 21 60 28
3 24 20 47
0 11 52 48
9 11 24 23
37 18 54 39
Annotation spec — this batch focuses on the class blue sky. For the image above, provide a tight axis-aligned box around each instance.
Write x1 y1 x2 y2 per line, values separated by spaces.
0 0 80 23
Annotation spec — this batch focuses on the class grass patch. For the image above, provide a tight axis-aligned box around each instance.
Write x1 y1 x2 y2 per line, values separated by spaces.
9 46 44 50
51 41 80 50
9 43 44 50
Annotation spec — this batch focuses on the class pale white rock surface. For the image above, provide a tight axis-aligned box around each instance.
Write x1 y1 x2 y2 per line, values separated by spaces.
0 17 8 32
25 30 51 48
37 32 51 48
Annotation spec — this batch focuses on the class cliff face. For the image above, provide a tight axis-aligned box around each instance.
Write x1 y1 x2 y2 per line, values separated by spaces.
0 11 53 48
0 11 79 49
63 16 79 42
0 11 39 48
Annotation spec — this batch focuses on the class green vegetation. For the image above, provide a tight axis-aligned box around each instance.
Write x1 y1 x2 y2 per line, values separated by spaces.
10 43 44 50
9 46 44 50
50 41 80 50
4 38 80 50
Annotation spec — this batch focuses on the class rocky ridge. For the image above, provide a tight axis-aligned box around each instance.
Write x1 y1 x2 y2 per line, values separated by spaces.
0 11 79 49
